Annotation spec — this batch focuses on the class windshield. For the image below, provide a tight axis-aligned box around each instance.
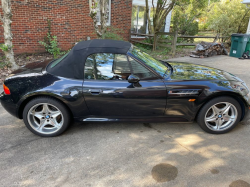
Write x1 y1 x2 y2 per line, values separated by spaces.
129 46 170 77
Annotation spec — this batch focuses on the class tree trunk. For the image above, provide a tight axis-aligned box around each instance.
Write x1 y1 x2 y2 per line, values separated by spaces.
0 0 18 70
89 0 102 38
145 0 152 34
145 0 176 36
100 0 107 37
89 0 108 39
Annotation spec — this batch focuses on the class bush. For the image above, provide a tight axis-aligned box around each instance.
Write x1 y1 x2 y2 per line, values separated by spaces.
172 5 199 43
207 0 250 41
102 27 124 40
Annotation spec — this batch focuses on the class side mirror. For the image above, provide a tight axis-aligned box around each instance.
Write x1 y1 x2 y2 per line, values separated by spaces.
128 74 140 83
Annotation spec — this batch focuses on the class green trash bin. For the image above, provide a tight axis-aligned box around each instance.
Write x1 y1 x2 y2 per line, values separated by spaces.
230 34 250 58
245 39 250 53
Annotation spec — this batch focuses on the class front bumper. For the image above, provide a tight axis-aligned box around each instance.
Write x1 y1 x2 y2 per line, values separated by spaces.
0 92 19 118
241 92 250 120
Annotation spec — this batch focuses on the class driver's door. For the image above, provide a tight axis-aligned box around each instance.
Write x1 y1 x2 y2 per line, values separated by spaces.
82 53 167 117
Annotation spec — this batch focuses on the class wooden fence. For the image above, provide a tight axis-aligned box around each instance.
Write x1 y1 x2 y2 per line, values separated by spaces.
130 31 227 56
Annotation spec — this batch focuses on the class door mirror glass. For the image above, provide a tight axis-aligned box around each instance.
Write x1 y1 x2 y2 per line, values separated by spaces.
128 74 140 83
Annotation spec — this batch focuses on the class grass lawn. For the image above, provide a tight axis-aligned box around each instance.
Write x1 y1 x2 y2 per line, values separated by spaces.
134 44 195 61
194 31 218 43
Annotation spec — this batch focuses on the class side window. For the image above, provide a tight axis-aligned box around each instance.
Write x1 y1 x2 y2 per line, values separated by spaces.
128 56 158 80
84 53 130 80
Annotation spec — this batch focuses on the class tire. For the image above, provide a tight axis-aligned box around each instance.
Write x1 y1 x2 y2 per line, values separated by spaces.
197 96 242 134
23 97 70 137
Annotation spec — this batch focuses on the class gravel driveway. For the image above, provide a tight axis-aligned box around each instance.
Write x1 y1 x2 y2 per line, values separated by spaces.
0 55 250 187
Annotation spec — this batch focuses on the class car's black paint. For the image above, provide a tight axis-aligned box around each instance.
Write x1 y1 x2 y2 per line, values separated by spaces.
1 55 250 124
82 79 167 117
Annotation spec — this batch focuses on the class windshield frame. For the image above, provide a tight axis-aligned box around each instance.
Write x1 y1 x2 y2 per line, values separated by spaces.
127 53 163 79
128 45 171 78
46 51 70 71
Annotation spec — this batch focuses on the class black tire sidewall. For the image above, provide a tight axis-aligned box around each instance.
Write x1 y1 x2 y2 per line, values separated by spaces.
23 97 70 137
197 97 242 134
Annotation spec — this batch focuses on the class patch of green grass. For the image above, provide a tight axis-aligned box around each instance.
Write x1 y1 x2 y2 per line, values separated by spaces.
194 31 218 43
0 61 11 68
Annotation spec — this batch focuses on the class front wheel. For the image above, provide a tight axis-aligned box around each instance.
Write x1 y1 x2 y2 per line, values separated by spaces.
197 97 242 134
23 97 70 137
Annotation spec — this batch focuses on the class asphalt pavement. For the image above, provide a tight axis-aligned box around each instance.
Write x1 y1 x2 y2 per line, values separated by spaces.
0 55 250 187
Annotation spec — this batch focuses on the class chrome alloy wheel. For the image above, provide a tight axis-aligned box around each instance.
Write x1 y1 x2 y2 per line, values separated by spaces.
204 102 238 131
27 103 64 134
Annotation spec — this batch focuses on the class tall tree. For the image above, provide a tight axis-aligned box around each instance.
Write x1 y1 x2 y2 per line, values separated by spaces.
145 0 175 35
172 0 208 36
89 0 108 38
0 0 18 70
207 0 250 40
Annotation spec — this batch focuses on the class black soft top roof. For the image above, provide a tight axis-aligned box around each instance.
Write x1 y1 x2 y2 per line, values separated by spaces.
47 39 132 79
74 39 131 51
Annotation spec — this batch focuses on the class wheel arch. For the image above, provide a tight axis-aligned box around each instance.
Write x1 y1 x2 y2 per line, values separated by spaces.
195 92 247 121
17 94 74 120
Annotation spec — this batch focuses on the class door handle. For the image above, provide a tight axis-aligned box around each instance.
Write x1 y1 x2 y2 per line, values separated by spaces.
89 89 102 95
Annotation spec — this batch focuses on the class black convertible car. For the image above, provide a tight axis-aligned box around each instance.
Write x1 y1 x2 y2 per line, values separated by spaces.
1 39 250 136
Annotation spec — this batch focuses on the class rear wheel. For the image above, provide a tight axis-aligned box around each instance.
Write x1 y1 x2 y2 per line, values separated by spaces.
23 97 70 137
197 97 242 134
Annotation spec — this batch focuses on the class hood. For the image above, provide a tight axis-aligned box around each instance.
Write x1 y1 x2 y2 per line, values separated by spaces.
6 59 52 80
168 62 241 81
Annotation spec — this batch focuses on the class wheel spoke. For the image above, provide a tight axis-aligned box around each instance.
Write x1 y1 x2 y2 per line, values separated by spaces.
34 112 44 120
50 118 61 128
38 119 47 130
224 115 235 122
206 116 217 122
216 119 223 130
42 104 49 114
212 105 221 115
222 104 231 115
51 111 61 118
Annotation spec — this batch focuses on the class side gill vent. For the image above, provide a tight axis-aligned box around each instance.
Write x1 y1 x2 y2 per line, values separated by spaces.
168 89 200 95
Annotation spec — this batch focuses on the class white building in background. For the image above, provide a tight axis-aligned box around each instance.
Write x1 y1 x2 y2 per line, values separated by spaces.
131 0 172 34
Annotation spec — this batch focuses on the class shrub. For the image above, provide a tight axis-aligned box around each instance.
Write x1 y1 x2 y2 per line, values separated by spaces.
0 44 11 52
39 20 65 59
39 34 64 59
102 27 124 40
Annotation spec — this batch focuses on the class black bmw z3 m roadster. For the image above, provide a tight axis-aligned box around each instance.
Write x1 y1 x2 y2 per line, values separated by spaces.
1 39 250 136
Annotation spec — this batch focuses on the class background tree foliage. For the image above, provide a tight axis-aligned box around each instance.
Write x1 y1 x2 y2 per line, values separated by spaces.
172 0 208 36
207 0 250 39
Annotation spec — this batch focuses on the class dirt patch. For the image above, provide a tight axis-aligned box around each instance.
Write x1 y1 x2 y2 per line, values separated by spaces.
229 180 250 187
151 163 178 183
14 53 53 66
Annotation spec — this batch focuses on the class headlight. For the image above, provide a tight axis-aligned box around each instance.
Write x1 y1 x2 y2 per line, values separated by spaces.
232 82 249 96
